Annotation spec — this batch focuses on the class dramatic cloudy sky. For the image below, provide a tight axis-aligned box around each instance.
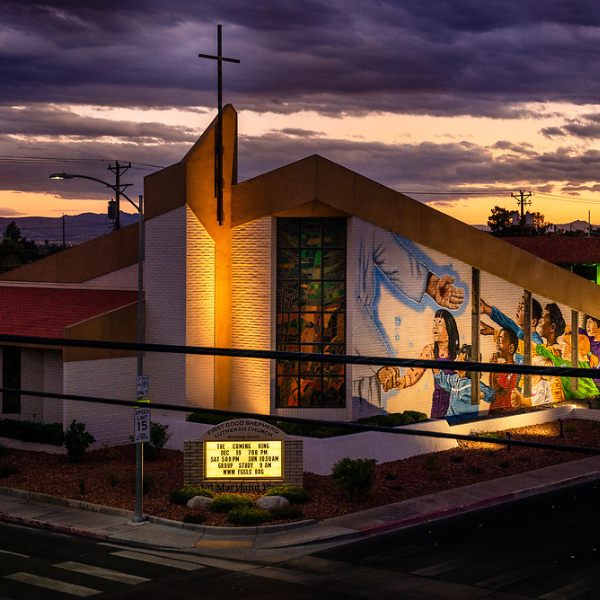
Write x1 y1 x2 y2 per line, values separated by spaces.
3 0 600 225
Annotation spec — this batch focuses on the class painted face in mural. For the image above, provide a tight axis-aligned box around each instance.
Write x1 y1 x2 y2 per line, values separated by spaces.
432 317 449 345
586 317 600 338
558 332 571 359
497 330 515 360
538 309 554 342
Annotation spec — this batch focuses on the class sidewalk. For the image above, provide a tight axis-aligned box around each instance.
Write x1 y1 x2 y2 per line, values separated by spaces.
1 455 600 557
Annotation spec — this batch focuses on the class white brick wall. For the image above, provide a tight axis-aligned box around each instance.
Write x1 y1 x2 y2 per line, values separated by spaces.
145 207 187 406
63 357 136 447
42 351 64 423
230 216 273 415
185 206 215 410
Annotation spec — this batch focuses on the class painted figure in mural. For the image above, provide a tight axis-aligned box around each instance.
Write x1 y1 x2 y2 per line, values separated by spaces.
479 296 543 364
534 303 567 403
510 355 553 407
579 315 600 368
432 344 495 424
535 331 600 401
489 328 519 414
353 220 465 411
379 309 461 418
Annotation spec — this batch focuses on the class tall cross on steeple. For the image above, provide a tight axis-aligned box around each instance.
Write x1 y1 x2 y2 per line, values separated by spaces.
199 24 240 225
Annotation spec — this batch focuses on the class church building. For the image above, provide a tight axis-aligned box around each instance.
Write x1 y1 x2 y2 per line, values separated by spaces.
1 105 599 445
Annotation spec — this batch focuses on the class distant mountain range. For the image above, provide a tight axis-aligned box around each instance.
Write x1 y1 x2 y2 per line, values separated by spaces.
0 213 139 246
1 214 595 247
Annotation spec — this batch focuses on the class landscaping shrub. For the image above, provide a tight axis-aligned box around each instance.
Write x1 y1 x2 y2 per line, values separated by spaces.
182 513 206 524
227 506 271 525
424 453 440 472
63 420 95 463
331 457 377 502
170 485 215 505
265 484 309 504
0 464 18 478
356 410 428 428
146 422 172 461
268 505 305 521
107 471 123 488
209 494 253 513
0 418 64 446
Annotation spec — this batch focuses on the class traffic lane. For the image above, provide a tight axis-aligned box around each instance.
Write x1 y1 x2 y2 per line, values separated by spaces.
314 478 600 597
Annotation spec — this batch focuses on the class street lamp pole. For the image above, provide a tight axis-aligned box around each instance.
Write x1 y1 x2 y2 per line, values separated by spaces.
49 173 146 522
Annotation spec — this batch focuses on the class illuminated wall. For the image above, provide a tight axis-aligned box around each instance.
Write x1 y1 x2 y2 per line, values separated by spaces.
350 218 600 422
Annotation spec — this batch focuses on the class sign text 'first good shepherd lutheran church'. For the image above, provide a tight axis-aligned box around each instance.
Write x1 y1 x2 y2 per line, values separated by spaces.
183 419 303 493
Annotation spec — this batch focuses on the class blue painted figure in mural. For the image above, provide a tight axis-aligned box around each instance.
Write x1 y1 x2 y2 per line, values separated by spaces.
352 220 465 414
479 296 543 365
385 309 461 418
433 344 495 424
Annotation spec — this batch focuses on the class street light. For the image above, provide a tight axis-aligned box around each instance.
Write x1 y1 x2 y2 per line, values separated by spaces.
49 172 146 523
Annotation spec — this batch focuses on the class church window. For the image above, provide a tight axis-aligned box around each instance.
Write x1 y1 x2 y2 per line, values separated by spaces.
276 218 346 408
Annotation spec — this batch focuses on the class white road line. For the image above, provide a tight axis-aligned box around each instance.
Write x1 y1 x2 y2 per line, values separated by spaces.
0 549 29 558
55 561 151 585
111 550 203 571
5 572 100 596
475 563 551 589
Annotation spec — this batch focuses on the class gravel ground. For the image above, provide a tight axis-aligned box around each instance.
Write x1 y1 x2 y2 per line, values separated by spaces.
1 418 598 527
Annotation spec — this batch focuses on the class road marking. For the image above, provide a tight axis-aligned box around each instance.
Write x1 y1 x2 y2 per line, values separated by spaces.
5 572 100 596
476 563 551 589
111 550 203 571
55 561 151 585
0 549 29 558
539 573 600 600
411 555 474 576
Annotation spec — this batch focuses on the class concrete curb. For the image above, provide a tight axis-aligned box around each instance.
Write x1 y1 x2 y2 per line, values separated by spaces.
358 470 600 537
0 486 317 536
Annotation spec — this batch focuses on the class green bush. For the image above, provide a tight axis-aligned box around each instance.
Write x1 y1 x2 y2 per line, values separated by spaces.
182 513 206 524
107 471 123 488
63 420 95 463
227 506 272 525
209 494 253 513
146 422 172 461
424 453 440 472
0 418 64 446
269 505 305 521
0 464 18 478
170 485 215 505
356 410 428 428
331 457 377 502
265 484 309 504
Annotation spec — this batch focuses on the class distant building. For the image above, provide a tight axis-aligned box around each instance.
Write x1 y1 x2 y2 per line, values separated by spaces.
1 106 600 444
503 237 600 284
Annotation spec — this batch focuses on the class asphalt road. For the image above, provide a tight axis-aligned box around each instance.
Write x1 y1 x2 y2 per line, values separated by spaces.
2 480 600 599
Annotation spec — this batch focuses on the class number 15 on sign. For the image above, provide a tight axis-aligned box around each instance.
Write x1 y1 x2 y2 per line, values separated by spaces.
134 407 151 444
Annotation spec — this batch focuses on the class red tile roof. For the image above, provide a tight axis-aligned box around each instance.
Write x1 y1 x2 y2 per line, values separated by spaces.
0 287 138 338
502 237 600 264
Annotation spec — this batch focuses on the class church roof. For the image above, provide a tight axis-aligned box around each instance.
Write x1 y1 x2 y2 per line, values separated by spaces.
0 286 138 339
502 236 600 264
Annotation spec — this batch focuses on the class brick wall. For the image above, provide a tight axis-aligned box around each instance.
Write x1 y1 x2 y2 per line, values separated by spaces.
230 216 273 415
63 356 136 447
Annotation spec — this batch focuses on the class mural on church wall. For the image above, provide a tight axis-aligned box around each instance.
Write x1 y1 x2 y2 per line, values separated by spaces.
351 219 600 422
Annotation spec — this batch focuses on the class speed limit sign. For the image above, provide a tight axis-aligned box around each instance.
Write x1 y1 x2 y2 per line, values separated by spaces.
133 406 151 443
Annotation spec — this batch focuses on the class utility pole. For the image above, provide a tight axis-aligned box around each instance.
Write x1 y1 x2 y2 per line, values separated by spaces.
512 190 532 236
107 161 132 231
62 214 66 248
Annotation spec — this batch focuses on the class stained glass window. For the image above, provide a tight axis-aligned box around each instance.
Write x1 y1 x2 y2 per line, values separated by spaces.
276 218 346 408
